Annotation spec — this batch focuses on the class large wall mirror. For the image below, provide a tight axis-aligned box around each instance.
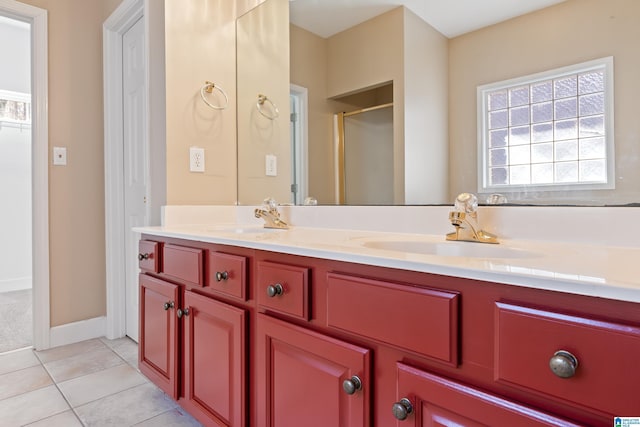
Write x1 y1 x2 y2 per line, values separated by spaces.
237 0 640 206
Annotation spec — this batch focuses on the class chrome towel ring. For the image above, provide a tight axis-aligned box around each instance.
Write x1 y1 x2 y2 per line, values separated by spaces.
257 94 279 120
200 81 228 110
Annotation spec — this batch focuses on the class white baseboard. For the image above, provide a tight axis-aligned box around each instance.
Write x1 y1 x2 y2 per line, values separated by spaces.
49 316 106 348
0 277 32 293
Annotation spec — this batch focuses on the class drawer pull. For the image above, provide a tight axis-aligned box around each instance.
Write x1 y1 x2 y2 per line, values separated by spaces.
266 283 284 298
163 301 174 311
215 271 229 282
342 376 362 395
138 253 150 260
177 307 190 318
392 398 413 420
549 350 578 378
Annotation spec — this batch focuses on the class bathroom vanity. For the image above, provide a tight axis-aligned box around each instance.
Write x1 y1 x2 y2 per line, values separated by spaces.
135 208 640 427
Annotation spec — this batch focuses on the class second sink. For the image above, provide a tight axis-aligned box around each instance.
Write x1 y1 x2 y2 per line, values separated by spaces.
363 239 539 259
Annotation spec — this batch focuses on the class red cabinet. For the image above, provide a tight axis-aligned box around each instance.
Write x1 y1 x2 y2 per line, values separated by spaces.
495 302 640 417
182 290 247 426
394 362 580 426
256 314 370 427
138 274 179 398
139 235 640 427
138 239 250 427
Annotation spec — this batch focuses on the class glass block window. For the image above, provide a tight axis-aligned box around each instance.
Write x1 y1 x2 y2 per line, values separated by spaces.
477 57 614 192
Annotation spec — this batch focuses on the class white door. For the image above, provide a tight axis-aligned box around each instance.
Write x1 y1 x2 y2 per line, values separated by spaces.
122 16 147 342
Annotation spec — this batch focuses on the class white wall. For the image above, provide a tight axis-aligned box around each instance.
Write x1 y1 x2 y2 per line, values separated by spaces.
0 17 31 293
0 126 32 292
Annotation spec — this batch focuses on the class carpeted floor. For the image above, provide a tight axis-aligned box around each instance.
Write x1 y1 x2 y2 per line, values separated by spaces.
0 288 32 353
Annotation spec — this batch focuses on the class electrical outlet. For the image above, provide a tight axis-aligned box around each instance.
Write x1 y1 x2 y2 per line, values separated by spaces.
190 147 205 172
265 154 277 176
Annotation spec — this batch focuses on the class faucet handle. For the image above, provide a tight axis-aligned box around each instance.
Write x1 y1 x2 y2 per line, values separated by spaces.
454 193 478 214
263 197 278 212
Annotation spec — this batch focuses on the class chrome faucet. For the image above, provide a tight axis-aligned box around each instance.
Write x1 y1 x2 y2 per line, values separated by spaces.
254 197 288 229
446 193 498 244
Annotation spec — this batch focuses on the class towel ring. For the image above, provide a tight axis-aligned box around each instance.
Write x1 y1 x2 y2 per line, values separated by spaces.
200 81 228 110
256 94 279 120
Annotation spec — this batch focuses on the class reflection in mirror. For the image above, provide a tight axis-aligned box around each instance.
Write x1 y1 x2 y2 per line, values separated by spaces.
236 0 291 205
239 0 640 206
289 5 449 205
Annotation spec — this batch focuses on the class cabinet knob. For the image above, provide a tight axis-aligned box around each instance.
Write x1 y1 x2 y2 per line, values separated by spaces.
163 301 174 311
138 253 150 261
392 398 413 421
215 271 229 282
177 307 190 318
549 350 578 378
342 375 362 395
266 283 284 297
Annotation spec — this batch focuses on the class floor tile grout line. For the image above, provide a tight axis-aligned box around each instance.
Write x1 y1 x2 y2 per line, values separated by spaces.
32 342 148 426
32 348 87 426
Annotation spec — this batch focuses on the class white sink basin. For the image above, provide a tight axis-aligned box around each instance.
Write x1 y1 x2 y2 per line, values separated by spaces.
206 225 284 235
362 240 539 259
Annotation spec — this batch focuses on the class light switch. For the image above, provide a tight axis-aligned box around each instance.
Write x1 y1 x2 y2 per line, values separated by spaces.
265 154 277 176
53 147 67 166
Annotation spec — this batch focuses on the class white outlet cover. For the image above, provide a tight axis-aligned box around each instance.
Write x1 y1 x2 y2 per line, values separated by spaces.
190 147 205 172
265 154 277 176
53 147 67 166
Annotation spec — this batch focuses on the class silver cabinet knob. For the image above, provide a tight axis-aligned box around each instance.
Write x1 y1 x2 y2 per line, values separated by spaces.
392 398 413 421
342 376 362 395
177 307 190 318
549 350 578 378
215 271 229 282
138 253 150 261
266 283 284 297
163 301 174 311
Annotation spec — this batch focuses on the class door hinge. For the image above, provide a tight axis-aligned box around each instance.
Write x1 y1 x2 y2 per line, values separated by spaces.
290 112 298 123
291 183 298 193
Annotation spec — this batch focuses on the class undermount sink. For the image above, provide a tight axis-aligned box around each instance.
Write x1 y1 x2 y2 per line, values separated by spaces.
206 225 284 235
362 240 539 259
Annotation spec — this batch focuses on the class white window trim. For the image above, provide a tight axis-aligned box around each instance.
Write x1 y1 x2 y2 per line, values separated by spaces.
477 56 615 193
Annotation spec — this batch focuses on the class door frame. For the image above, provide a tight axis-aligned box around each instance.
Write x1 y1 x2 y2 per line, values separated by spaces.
103 0 146 339
0 0 50 350
290 84 309 203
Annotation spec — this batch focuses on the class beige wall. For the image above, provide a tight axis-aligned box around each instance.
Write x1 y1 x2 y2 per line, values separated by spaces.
165 0 239 205
402 8 448 204
163 0 267 206
449 0 640 204
18 0 122 326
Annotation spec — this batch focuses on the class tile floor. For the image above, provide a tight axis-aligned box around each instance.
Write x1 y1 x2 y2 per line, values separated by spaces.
0 338 202 426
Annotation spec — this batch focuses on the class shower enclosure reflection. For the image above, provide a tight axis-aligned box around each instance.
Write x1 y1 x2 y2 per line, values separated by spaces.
337 103 394 205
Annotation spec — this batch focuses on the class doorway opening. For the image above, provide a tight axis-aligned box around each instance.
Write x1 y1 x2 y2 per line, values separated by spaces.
0 0 49 352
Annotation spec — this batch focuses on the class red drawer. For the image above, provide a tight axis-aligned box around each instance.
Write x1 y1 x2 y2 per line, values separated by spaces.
327 273 459 366
495 302 640 417
206 252 248 300
138 240 160 273
257 261 309 320
162 244 204 287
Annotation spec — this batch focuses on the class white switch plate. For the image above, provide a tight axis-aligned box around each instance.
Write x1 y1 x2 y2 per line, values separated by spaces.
265 154 277 176
190 147 205 172
53 147 67 166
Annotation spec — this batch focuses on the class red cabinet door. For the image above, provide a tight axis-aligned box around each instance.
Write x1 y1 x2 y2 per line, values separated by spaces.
138 274 179 399
182 290 247 427
257 314 370 427
394 363 581 427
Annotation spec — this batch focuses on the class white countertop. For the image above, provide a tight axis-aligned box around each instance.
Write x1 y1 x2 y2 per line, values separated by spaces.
135 222 640 303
